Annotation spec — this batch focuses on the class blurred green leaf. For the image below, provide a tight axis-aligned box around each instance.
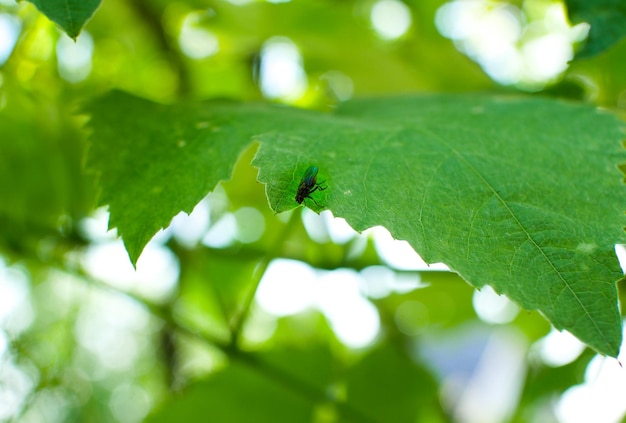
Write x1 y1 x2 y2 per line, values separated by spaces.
375 271 476 334
345 345 445 423
149 343 442 423
255 344 335 394
566 0 626 58
27 0 101 39
0 91 94 256
87 91 625 357
146 359 314 423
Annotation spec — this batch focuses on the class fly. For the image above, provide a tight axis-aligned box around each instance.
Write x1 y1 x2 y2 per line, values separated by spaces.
295 166 327 206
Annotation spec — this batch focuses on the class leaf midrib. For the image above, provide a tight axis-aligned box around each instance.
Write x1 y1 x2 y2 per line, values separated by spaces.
417 126 609 351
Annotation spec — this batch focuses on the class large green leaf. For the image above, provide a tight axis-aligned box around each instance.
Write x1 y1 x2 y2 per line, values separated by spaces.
27 0 101 39
86 91 626 356
566 0 626 58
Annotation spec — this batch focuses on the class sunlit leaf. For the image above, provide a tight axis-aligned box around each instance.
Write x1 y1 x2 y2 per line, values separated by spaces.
87 91 625 356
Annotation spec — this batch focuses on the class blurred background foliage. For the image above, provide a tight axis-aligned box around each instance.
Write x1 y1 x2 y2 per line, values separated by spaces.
1 0 626 422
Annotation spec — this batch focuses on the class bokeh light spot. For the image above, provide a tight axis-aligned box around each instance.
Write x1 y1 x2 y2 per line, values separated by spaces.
472 285 519 324
202 213 237 248
316 269 379 348
178 12 219 59
256 259 317 316
0 13 20 65
56 32 93 83
435 1 582 89
535 328 585 367
371 0 412 40
234 207 266 243
556 337 626 423
259 37 307 101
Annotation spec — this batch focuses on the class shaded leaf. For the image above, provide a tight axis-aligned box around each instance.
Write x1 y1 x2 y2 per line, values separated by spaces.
0 91 94 255
566 0 626 58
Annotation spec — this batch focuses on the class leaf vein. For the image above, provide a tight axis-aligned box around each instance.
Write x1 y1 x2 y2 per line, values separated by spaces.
450 149 607 348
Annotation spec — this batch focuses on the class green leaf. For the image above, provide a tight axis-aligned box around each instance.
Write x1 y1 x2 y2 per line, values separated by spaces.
254 95 626 357
566 0 626 58
86 91 626 356
0 90 94 254
27 0 101 40
146 360 314 423
86 91 301 264
345 345 444 423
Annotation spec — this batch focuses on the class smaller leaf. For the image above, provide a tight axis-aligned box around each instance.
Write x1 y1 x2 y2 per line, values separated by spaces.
27 0 101 40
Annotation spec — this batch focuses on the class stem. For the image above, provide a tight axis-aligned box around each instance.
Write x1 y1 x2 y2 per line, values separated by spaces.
229 209 300 347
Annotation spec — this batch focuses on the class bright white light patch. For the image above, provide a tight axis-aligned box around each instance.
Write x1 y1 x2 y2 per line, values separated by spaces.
56 32 94 83
371 0 412 40
82 241 179 302
0 267 29 324
234 207 265 243
556 347 626 423
302 210 358 245
171 200 210 247
316 270 379 348
323 210 357 244
453 328 527 423
616 244 626 273
109 384 151 423
360 265 395 299
0 360 33 421
74 293 149 371
256 259 317 316
473 285 519 324
302 209 330 244
371 226 449 271
203 213 237 248
435 1 580 88
80 208 117 242
259 37 307 101
0 266 33 334
536 329 585 367
256 261 380 348
521 33 572 82
0 14 20 66
0 330 6 357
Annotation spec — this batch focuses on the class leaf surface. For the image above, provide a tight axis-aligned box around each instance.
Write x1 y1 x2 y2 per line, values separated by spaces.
87 91 626 356
28 0 101 39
